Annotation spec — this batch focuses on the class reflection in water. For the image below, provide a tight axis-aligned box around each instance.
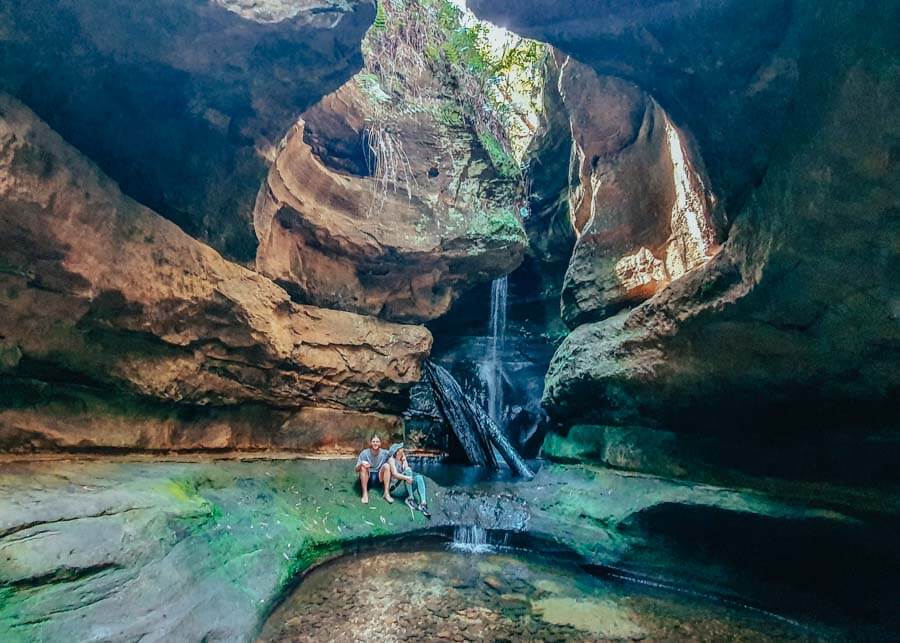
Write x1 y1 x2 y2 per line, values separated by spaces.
258 547 826 642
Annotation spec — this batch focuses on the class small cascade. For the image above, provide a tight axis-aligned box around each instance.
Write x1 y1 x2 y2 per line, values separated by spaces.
425 361 534 478
484 276 508 427
450 525 494 554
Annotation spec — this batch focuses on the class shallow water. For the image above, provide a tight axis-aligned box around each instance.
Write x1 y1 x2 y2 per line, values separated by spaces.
408 458 542 486
258 545 826 642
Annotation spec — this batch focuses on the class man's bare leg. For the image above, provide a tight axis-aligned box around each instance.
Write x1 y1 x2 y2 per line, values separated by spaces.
359 467 370 504
380 465 394 503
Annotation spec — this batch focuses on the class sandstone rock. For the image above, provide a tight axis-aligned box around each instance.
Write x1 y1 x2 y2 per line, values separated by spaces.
552 56 720 326
543 26 900 431
469 0 799 218
0 384 404 454
0 0 375 260
253 13 527 323
477 0 899 435
0 94 431 449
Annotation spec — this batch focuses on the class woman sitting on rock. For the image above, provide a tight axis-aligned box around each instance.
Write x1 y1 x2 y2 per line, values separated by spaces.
387 444 430 518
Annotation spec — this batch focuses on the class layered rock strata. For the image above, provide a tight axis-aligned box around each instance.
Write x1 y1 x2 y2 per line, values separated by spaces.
474 0 900 436
0 94 431 451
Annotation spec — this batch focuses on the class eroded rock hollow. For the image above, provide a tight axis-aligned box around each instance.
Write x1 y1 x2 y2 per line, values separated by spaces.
254 9 527 323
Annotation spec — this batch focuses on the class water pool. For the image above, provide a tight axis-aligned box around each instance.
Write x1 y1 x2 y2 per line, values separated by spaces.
258 541 825 642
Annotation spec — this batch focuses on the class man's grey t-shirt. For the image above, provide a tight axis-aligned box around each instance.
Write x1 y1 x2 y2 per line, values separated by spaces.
356 448 388 472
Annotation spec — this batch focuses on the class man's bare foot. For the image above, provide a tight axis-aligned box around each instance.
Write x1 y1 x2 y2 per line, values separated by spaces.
383 494 394 504
361 495 369 504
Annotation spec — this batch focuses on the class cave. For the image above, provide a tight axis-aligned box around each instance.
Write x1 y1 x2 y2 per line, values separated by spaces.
0 0 897 641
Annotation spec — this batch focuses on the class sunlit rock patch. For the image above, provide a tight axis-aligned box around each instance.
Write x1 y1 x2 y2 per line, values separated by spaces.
533 56 722 327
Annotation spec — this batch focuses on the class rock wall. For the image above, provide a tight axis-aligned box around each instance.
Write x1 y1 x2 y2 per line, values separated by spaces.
474 0 900 482
547 55 720 327
521 55 576 268
254 36 527 323
470 0 798 220
0 94 430 452
0 0 374 261
475 2 898 421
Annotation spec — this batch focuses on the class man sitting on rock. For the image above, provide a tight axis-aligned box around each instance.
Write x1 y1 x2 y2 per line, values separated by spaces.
355 434 391 504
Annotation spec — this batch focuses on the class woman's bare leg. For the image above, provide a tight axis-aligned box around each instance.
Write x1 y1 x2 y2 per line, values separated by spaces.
380 465 393 503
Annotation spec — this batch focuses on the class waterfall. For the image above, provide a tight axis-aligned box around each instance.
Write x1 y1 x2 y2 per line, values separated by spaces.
450 525 492 553
425 361 534 478
485 276 508 427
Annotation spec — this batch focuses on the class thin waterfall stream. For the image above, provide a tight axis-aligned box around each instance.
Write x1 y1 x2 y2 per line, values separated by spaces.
484 275 508 427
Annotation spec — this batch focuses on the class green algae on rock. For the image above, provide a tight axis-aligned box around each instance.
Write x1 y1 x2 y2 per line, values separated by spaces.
3 458 893 641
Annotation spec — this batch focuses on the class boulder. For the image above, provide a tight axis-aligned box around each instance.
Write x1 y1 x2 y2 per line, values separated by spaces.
0 94 431 450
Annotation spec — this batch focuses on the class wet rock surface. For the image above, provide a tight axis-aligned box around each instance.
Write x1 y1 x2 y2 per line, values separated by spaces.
0 95 431 451
0 459 896 641
426 273 563 458
477 0 900 442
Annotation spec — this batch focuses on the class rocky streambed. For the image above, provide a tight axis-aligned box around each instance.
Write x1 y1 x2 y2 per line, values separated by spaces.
2 458 897 641
258 547 817 642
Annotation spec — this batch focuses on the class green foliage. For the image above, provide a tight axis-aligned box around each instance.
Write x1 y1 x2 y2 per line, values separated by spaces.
478 131 519 178
466 207 526 242
435 104 463 127
355 73 391 105
361 0 545 177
